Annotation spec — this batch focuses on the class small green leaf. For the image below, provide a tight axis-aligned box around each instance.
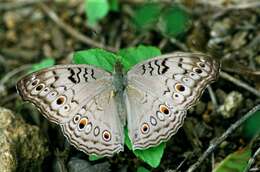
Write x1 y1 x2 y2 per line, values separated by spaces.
243 111 260 139
125 128 166 168
30 58 55 73
213 147 251 172
158 5 190 37
134 143 166 168
124 128 132 150
118 45 161 71
73 49 118 72
132 3 162 30
137 166 150 172
109 0 119 11
85 0 109 26
89 154 103 161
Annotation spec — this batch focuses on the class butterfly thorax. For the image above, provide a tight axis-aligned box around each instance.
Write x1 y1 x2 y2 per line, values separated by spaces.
112 61 127 126
113 60 126 91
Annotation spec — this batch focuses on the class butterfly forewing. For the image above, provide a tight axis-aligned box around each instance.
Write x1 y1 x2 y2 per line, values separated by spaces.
126 52 220 149
17 64 112 123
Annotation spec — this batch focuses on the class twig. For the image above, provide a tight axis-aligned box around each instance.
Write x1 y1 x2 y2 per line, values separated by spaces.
39 4 117 52
220 71 260 97
122 0 172 5
243 145 260 172
211 153 215 171
169 38 189 51
207 85 218 111
0 64 31 97
175 152 194 172
0 64 32 86
0 54 7 70
222 67 260 76
226 1 260 10
159 39 168 50
129 32 148 47
198 1 260 10
187 105 260 172
249 167 260 172
0 0 47 10
0 93 18 106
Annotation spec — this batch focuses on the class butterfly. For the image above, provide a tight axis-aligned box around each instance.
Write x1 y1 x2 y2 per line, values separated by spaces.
17 52 220 157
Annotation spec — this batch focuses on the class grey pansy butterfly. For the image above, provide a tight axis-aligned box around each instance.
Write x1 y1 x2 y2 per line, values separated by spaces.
17 52 220 157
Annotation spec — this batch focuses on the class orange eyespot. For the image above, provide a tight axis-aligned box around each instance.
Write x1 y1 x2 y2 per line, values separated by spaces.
78 118 88 130
56 96 66 105
102 130 111 142
159 104 170 115
141 123 150 134
175 84 185 92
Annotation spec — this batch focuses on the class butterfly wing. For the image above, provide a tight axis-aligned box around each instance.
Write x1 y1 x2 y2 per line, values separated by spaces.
17 64 111 123
17 65 124 156
125 52 220 149
60 88 124 156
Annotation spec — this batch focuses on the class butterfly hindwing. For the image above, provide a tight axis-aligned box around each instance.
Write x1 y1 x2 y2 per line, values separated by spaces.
126 52 220 149
60 88 124 156
125 85 187 149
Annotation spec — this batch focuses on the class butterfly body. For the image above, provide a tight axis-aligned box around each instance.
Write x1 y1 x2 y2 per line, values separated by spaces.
17 52 220 156
112 60 127 126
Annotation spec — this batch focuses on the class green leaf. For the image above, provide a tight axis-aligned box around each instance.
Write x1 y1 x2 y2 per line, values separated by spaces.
243 111 260 139
73 48 118 72
137 166 150 172
124 128 132 150
125 128 166 168
30 58 55 73
84 0 109 26
89 154 103 161
118 45 161 71
109 0 119 11
134 143 166 168
132 3 162 30
213 147 251 172
158 5 190 37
